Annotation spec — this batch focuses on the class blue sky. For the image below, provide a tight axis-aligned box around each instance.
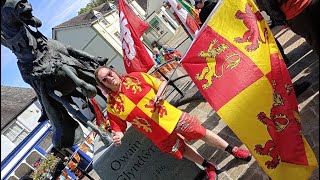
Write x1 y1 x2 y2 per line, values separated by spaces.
1 0 91 88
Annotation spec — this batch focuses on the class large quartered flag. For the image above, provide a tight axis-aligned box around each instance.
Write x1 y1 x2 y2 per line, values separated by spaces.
181 0 318 179
118 0 154 73
165 0 200 39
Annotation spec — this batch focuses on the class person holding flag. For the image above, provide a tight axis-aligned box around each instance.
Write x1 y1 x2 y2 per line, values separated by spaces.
94 66 252 180
194 0 217 26
165 0 200 39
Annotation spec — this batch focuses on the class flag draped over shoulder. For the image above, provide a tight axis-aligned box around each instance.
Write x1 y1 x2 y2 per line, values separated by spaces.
166 0 200 39
181 0 318 179
89 98 110 130
118 0 154 73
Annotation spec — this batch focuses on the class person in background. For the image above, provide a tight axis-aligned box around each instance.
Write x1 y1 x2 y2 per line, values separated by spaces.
256 0 319 55
153 47 165 65
194 0 217 27
162 45 182 61
254 0 313 96
161 45 181 71
95 66 252 180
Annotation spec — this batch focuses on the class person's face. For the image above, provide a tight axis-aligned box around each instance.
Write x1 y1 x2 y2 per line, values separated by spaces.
195 1 204 9
153 49 160 55
97 68 121 92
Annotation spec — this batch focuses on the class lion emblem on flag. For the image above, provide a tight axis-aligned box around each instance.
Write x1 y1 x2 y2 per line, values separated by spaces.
234 3 268 52
123 77 142 94
108 95 124 113
255 80 301 169
132 117 152 132
196 40 240 89
145 99 167 117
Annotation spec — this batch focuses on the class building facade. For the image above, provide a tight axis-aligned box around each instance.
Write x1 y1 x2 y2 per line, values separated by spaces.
1 86 101 180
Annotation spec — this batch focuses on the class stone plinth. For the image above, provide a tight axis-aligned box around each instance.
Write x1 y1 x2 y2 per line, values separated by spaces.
93 127 202 180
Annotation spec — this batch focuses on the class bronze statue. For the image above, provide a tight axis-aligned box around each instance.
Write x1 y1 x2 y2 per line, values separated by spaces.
1 0 112 149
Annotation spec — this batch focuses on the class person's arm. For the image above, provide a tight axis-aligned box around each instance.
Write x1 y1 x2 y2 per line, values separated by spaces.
154 80 167 106
112 130 124 146
142 73 166 106
107 112 127 146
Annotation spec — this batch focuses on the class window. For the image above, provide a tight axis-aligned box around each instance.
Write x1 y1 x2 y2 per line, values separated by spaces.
3 121 30 145
114 31 121 40
26 151 45 168
14 162 33 178
95 11 110 26
8 176 19 180
145 17 165 37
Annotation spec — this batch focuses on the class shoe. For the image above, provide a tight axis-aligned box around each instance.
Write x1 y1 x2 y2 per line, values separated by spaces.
205 162 218 180
294 82 311 97
231 146 252 162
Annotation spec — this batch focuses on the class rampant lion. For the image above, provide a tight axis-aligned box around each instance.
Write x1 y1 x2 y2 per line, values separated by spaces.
234 3 268 52
145 99 167 117
132 117 152 132
255 80 301 169
196 40 240 89
123 77 142 94
108 95 125 113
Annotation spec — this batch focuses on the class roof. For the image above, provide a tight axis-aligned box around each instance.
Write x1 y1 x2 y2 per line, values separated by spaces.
53 0 147 29
53 3 114 29
135 0 147 11
1 86 36 130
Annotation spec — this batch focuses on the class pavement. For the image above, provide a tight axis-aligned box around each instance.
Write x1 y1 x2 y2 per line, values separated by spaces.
84 26 319 180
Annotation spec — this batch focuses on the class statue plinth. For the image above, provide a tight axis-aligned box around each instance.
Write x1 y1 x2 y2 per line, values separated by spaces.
93 126 202 180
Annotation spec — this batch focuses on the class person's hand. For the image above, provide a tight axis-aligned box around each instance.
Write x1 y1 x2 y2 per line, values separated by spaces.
154 95 164 107
112 130 124 146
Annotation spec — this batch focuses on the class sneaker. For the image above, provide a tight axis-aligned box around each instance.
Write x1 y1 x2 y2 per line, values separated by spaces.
231 146 252 161
205 162 218 180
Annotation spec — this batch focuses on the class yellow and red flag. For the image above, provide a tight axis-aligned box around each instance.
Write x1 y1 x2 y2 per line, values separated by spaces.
181 0 318 179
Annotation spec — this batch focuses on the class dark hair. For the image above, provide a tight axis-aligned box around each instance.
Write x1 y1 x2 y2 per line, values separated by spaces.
194 0 201 6
94 66 123 95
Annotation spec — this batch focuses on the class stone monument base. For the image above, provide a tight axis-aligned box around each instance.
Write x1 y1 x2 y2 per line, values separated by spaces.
93 127 202 180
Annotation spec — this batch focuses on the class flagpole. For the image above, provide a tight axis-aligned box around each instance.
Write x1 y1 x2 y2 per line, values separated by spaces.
180 22 194 40
154 58 182 107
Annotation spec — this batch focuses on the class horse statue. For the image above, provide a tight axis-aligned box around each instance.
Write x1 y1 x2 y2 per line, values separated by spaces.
1 0 112 149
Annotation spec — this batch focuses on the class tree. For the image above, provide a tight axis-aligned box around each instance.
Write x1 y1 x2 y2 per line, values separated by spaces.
78 0 113 15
